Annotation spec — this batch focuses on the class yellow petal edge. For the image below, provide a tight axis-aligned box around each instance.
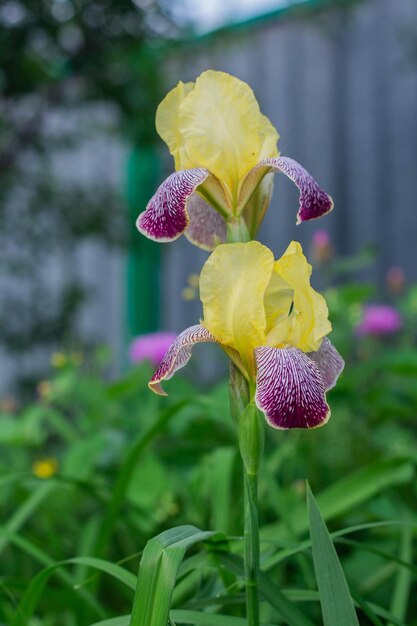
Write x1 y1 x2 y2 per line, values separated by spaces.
155 70 279 210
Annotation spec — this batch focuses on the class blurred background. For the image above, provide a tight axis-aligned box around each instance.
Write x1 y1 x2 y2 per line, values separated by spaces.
3 2 417 623
0 0 416 392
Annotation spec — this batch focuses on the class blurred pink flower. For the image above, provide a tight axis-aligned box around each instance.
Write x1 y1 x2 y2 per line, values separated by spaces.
129 332 177 366
312 230 331 248
312 229 332 263
386 266 405 295
356 305 402 337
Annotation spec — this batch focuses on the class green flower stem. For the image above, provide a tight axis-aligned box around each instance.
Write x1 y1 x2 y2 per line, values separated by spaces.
244 469 260 626
230 366 264 626
226 217 250 243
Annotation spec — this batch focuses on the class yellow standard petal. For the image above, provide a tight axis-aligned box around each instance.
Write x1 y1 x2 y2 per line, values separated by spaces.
200 241 274 375
156 71 279 211
155 80 195 170
269 241 331 352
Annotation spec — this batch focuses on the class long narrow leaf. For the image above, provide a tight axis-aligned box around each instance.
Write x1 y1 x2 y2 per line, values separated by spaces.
95 401 187 559
264 520 417 571
91 613 279 626
129 525 218 626
307 484 359 626
389 526 413 626
261 458 413 541
0 481 55 555
1 529 103 617
214 551 315 626
12 556 136 626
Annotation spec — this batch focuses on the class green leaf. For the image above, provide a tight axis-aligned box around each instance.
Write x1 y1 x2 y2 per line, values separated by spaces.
12 556 136 626
2 529 103 618
209 447 236 534
90 618 130 626
91 613 280 626
170 610 277 625
214 552 315 626
130 525 218 626
261 458 414 543
389 526 413 625
307 484 359 626
94 401 187 559
0 481 55 555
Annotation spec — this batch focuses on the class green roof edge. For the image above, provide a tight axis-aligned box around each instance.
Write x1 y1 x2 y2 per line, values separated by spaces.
163 0 340 50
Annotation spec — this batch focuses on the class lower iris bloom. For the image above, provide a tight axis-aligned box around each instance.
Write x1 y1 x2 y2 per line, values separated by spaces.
148 241 344 429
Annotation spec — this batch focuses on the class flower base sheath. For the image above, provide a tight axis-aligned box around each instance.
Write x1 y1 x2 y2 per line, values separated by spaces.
148 241 344 430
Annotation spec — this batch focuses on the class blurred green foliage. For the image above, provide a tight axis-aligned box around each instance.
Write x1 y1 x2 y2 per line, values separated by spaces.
1 256 417 624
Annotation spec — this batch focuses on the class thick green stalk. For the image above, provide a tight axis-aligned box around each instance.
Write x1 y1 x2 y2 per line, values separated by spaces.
230 367 264 626
244 469 260 626
226 216 250 243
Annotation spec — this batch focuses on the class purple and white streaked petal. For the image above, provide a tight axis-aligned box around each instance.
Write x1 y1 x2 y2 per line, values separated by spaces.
238 157 333 224
307 337 344 391
136 168 210 242
254 346 330 429
184 192 227 251
262 157 334 223
149 324 216 396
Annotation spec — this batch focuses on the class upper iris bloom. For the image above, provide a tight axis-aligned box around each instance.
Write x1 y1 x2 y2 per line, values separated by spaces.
148 241 344 429
137 70 334 250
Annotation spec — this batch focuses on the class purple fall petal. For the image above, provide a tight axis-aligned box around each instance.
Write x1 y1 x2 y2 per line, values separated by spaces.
149 324 216 396
240 157 333 224
184 193 227 251
254 345 330 429
136 168 209 242
307 337 344 391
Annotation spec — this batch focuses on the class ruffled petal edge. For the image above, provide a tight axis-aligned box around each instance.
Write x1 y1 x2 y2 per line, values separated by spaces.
238 157 333 224
136 168 209 242
149 324 216 395
307 337 344 391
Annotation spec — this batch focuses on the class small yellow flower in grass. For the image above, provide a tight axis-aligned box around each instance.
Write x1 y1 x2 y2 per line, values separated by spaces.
182 287 196 301
51 352 67 368
37 380 52 399
182 273 200 301
187 273 200 289
32 458 58 479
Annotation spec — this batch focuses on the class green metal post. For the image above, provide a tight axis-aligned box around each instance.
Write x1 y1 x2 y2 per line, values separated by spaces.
125 145 161 339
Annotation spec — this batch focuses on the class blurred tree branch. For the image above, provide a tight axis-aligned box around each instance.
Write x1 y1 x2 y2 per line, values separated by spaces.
0 0 185 383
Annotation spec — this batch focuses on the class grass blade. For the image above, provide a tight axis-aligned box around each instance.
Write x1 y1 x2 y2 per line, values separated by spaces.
0 481 55 555
389 526 413 626
307 484 359 626
261 458 413 541
91 613 279 626
130 525 217 626
12 556 137 626
94 401 187 559
214 551 315 626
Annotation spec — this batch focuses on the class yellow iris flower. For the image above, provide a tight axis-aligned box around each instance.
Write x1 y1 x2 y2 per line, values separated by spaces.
200 240 331 379
148 241 343 429
156 70 279 211
137 71 333 250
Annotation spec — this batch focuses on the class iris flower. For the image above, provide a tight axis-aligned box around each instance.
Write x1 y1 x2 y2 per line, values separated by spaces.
137 70 334 250
148 241 344 429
